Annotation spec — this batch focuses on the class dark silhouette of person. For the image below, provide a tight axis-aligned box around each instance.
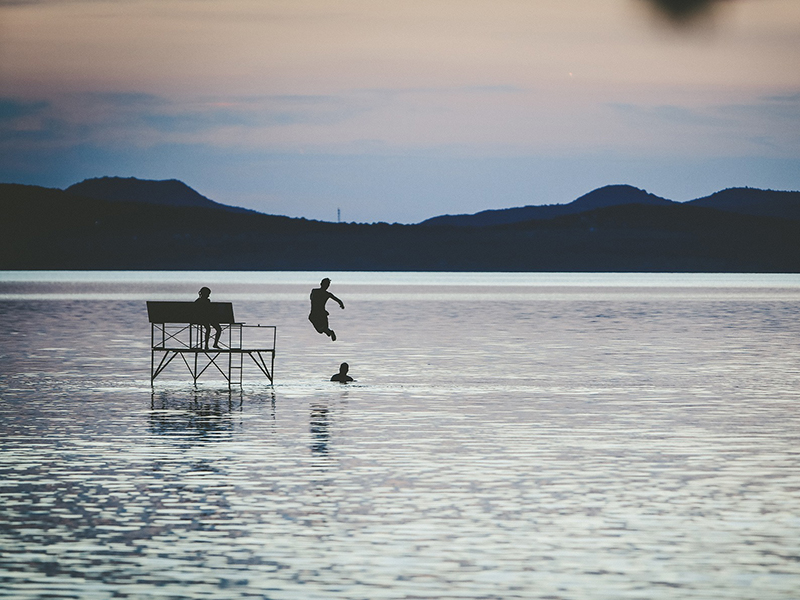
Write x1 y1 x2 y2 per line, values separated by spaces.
194 286 222 350
330 362 354 383
309 278 344 341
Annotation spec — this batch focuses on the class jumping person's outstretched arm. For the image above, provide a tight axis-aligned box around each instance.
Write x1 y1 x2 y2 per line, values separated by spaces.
329 292 344 309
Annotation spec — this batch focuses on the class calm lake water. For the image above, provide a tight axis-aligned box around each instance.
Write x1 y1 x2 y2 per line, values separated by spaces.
1 271 800 599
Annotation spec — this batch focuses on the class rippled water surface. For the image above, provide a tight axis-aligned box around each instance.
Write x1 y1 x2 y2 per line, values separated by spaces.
1 272 800 599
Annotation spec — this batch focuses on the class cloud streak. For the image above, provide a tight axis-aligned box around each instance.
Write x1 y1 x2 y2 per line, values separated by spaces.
0 85 529 153
0 98 49 121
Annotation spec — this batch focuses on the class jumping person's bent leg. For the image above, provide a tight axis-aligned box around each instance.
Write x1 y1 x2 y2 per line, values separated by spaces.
309 312 336 340
309 312 330 335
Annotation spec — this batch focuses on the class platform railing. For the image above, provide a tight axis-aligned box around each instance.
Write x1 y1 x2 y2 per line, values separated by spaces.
150 322 276 386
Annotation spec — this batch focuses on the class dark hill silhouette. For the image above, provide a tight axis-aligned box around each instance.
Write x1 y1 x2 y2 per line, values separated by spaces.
420 184 800 227
491 202 800 272
66 177 252 213
569 184 674 211
1 183 318 269
687 187 800 221
2 181 799 272
420 185 674 226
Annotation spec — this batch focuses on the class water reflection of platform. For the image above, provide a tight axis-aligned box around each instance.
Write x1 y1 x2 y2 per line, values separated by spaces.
149 389 240 437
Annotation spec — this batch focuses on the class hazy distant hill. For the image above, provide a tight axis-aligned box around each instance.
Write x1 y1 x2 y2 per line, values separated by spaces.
66 177 252 213
2 181 799 271
421 184 800 226
420 185 674 226
687 187 800 221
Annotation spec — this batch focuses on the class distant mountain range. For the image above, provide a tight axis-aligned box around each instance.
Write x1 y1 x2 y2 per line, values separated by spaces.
421 184 800 226
2 177 799 271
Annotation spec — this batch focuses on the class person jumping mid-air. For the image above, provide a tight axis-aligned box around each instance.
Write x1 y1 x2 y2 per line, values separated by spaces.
309 278 344 341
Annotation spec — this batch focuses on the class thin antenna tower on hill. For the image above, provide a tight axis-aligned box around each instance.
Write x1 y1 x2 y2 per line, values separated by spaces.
337 208 341 223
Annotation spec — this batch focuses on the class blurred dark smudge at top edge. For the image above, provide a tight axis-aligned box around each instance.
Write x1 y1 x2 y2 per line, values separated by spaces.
643 0 733 25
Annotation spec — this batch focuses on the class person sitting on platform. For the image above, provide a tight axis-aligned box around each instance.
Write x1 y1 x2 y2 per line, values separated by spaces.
195 286 222 350
330 362 354 383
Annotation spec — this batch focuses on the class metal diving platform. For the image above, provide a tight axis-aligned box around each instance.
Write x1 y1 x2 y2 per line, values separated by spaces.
147 301 275 386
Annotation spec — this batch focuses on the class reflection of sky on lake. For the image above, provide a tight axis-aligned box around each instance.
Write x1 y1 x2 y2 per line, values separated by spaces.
1 273 799 599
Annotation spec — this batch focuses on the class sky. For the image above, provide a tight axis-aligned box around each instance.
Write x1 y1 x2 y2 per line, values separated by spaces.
1 0 799 223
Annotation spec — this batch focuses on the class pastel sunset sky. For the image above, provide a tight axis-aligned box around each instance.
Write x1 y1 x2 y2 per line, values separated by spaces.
1 0 799 222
